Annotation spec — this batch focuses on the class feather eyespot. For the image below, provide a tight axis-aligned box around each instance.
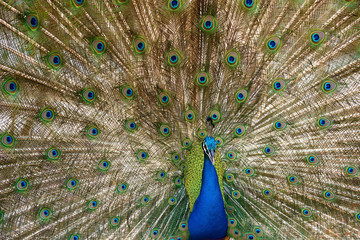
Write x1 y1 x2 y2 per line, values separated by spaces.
215 136 224 146
168 0 182 11
182 138 191 148
156 170 167 181
136 150 148 162
125 120 138 132
168 197 177 205
234 124 246 137
47 52 63 69
66 178 78 190
116 183 128 194
86 125 100 139
244 233 255 239
171 153 180 163
316 116 332 129
273 120 286 131
121 85 135 100
235 89 248 103
262 189 274 198
40 107 55 123
46 147 61 161
222 161 227 170
3 78 19 96
345 165 358 177
321 79 337 94
179 221 188 231
69 234 81 240
39 207 52 222
197 129 207 139
323 190 336 201
266 36 281 52
26 13 39 31
195 71 210 87
263 145 275 156
244 167 255 177
287 175 302 185
226 205 235 214
229 228 241 238
306 154 320 165
133 37 147 54
226 151 236 161
301 208 312 218
355 212 360 222
159 124 171 137
310 30 326 46
81 88 96 103
184 109 196 122
226 173 235 183
15 178 29 192
225 50 240 68
1 132 15 148
140 195 150 206
166 50 181 66
174 177 182 187
150 228 160 239
87 200 99 210
232 190 241 199
253 227 262 236
242 0 258 9
91 38 106 55
0 211 4 222
72 0 85 7
228 218 237 227
272 79 287 92
110 216 120 227
159 92 170 105
200 15 217 33
209 109 221 123
98 159 111 172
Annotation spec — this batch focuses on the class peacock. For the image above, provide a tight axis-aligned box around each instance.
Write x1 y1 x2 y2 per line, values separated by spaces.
0 0 360 239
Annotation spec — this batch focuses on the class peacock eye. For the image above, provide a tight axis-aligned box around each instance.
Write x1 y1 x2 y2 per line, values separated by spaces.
263 145 275 156
86 125 100 139
345 165 359 177
168 0 182 11
273 120 287 131
26 14 40 31
156 170 167 181
265 36 281 52
81 88 96 103
110 216 120 227
40 108 55 123
140 195 150 206
66 178 78 190
200 15 217 33
116 183 128 194
88 200 99 210
224 50 240 68
272 79 286 92
98 159 111 172
159 92 170 105
39 207 52 221
46 147 61 161
91 38 106 55
47 52 63 69
234 124 246 137
168 196 177 205
242 0 255 9
179 221 188 231
195 72 210 86
316 116 331 129
184 109 196 122
133 37 147 54
166 50 181 66
3 78 19 96
159 124 171 137
310 30 326 46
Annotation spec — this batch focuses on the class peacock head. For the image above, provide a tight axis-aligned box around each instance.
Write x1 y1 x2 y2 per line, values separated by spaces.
203 136 216 165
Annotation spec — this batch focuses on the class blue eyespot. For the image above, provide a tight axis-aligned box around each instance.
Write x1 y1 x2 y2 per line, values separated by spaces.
228 56 235 64
30 17 37 27
130 122 135 129
312 33 320 43
275 82 281 89
245 0 254 7
199 76 206 83
96 42 104 51
137 42 144 51
126 89 133 96
268 40 276 49
171 0 179 8
204 20 212 29
170 55 178 63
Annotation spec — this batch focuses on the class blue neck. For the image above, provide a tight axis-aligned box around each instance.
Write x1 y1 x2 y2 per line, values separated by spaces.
188 155 228 240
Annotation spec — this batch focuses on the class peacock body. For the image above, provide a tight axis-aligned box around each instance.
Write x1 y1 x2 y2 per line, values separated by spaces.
1 0 360 239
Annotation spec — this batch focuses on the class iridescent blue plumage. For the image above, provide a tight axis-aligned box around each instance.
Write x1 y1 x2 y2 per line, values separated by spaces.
188 137 228 240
